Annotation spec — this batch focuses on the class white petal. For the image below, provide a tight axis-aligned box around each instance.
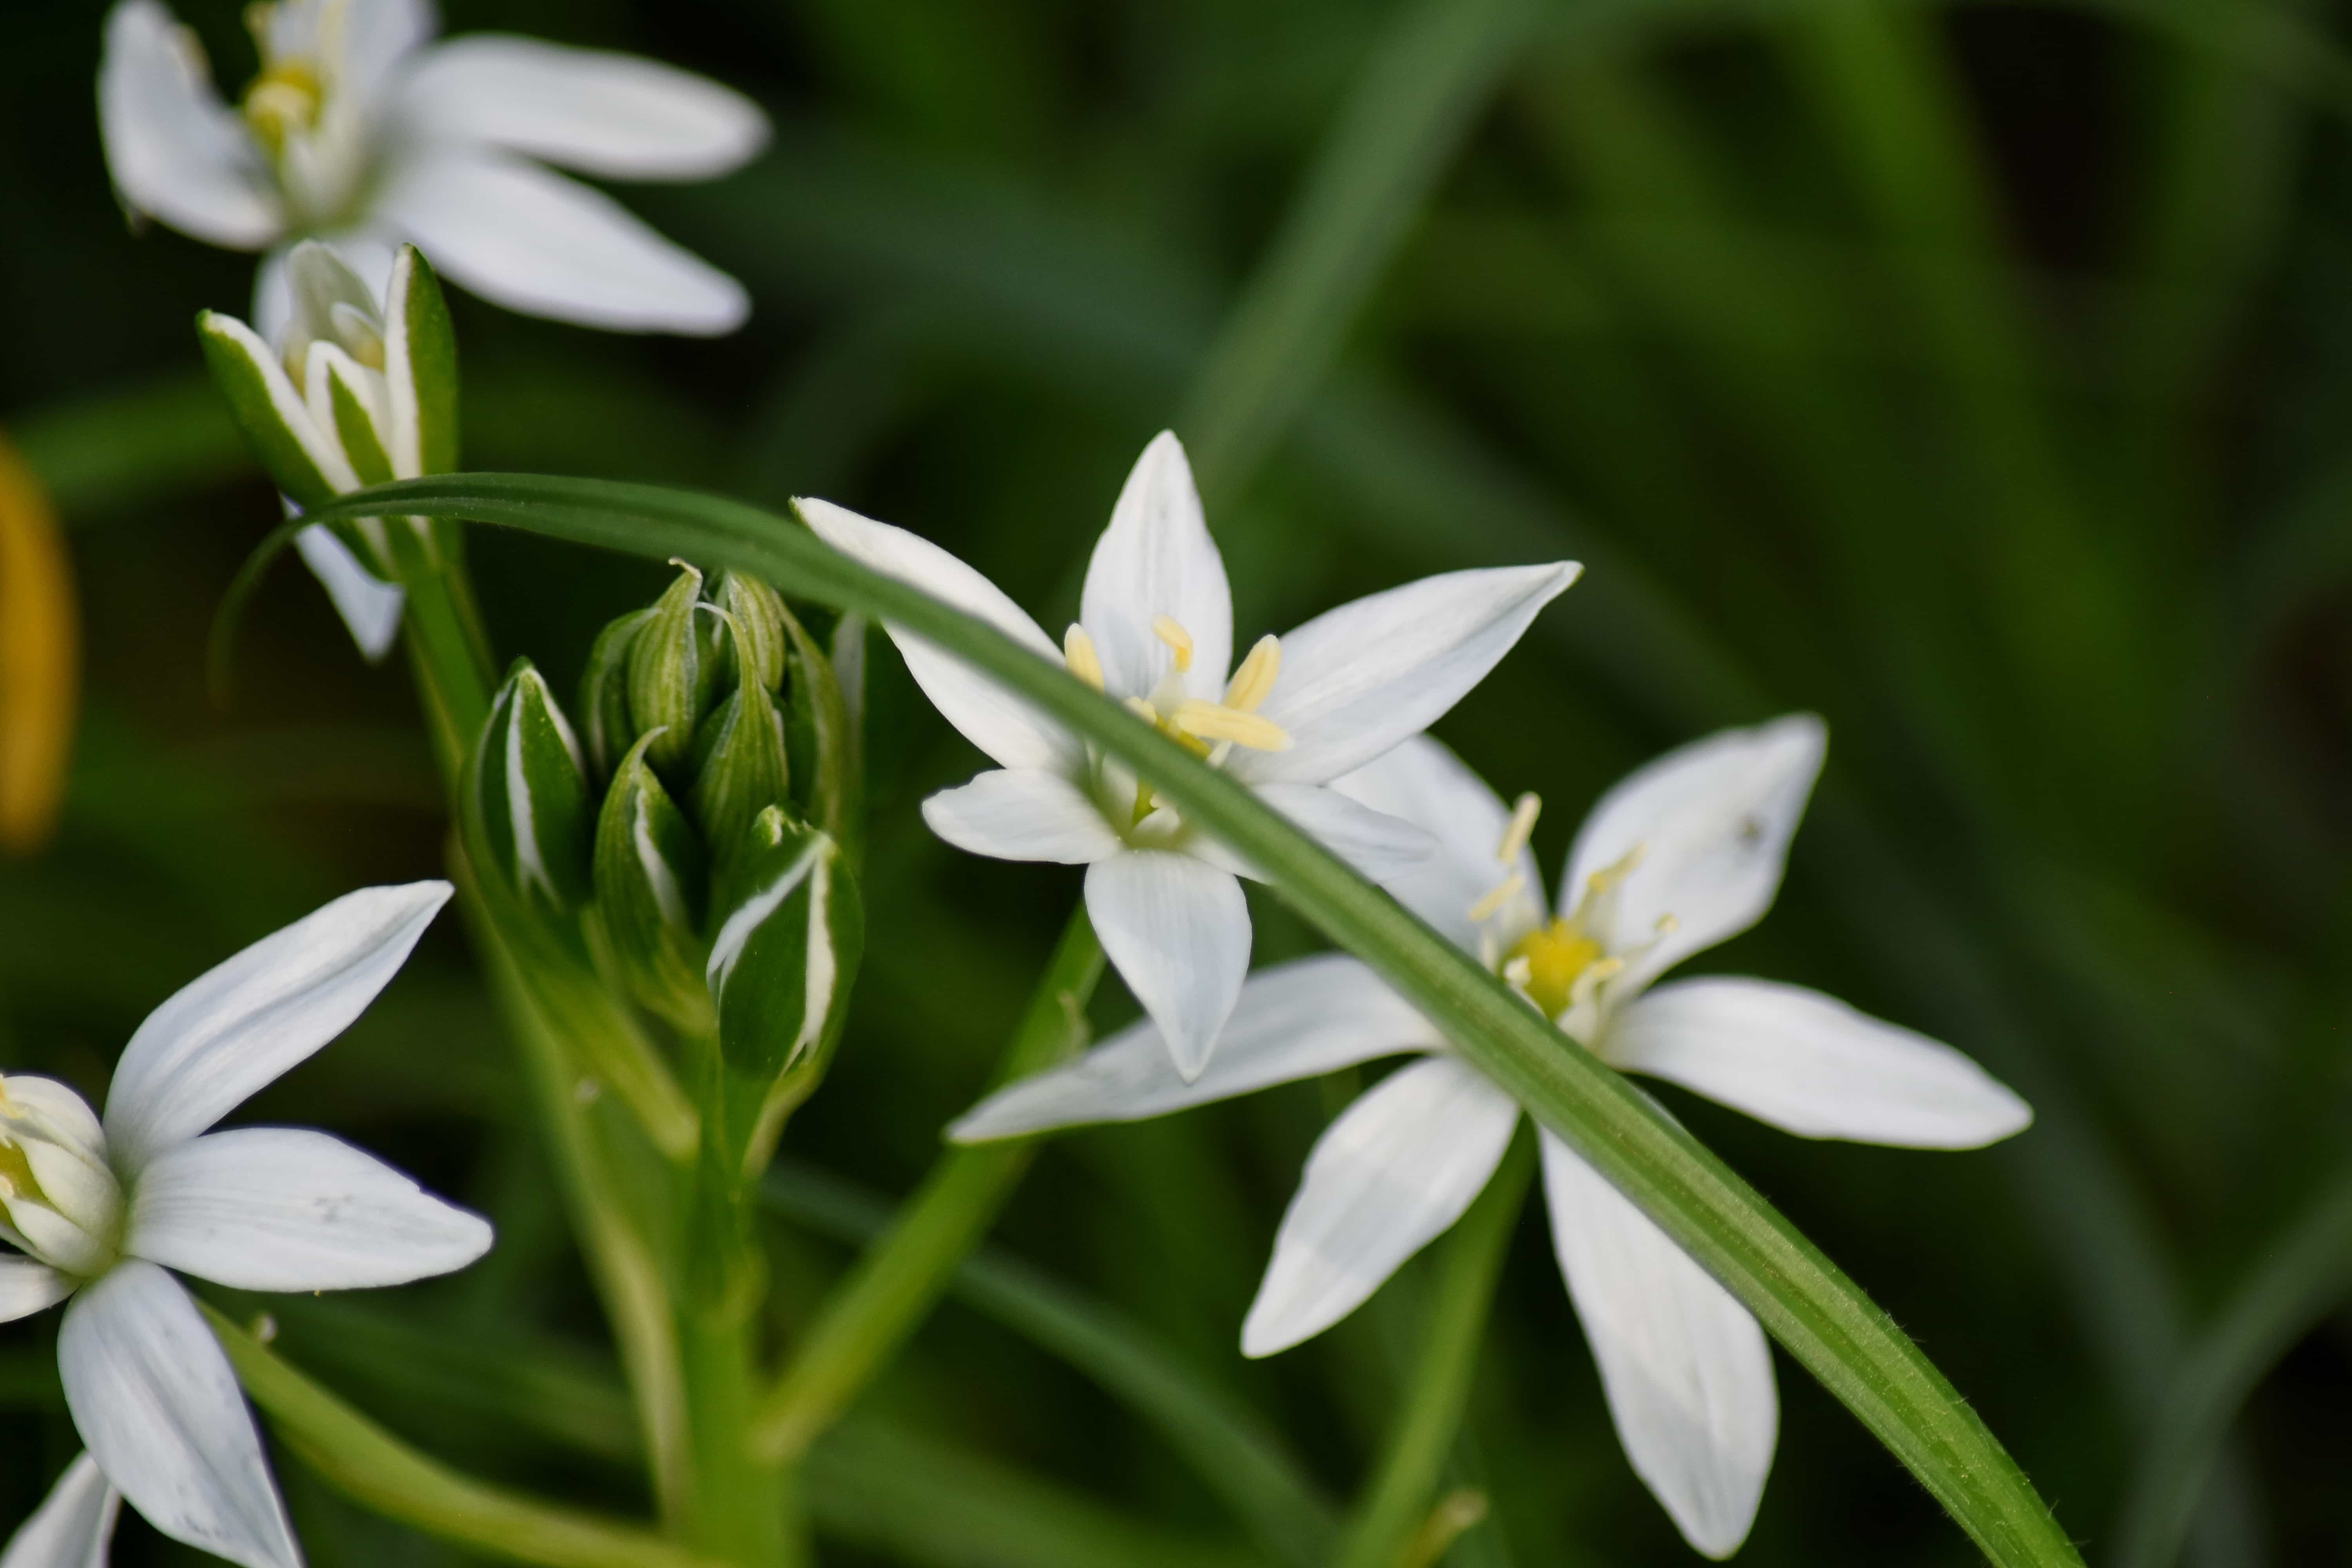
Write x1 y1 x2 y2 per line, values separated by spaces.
2 1455 121 1568
1608 978 2032 1148
920 769 1122 865
1332 736 1545 949
1234 784 1436 884
375 147 748 334
126 1127 492 1291
293 525 406 661
0 1258 72 1325
1540 1130 1774 1559
1242 1055 1518 1356
58 1263 300 1568
797 498 1075 771
951 953 1442 1140
1234 563 1580 786
1078 432 1232 700
97 1 283 248
104 882 452 1173
1084 851 1250 1082
1563 715 1826 993
396 36 767 180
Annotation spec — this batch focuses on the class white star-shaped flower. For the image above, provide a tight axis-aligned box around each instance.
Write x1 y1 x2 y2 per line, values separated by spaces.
801 432 1579 1078
949 721 2032 1556
98 0 768 337
0 882 493 1568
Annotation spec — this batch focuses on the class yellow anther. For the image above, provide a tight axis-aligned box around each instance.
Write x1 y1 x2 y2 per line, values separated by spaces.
1467 872 1526 925
1225 634 1281 713
1497 793 1541 865
1063 624 1105 691
1171 700 1290 752
1654 912 1679 936
1501 955 1533 991
1123 695 1160 725
242 59 323 152
1152 615 1194 673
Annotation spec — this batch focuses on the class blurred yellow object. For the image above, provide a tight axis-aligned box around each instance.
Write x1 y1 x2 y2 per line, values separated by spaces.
0 429 77 852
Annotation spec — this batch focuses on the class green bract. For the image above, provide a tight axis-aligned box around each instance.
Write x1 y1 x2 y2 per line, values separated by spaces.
465 661 594 914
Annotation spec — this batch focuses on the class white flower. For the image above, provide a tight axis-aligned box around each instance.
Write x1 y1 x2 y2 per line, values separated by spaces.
948 722 2032 1557
98 0 768 337
801 432 1578 1078
0 882 493 1568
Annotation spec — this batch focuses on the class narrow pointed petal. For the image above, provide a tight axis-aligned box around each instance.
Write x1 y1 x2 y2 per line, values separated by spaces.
1609 978 2032 1148
798 497 1075 769
58 1263 300 1568
98 1 282 248
0 1258 71 1324
1233 563 1579 786
1085 850 1250 1081
376 148 748 334
1562 714 1825 993
397 36 768 180
2 1454 121 1568
1079 432 1232 699
1229 784 1435 883
104 882 452 1173
952 953 1441 1140
126 1127 492 1291
293 526 406 661
921 769 1122 865
1332 736 1546 948
1540 1130 1775 1559
1243 1055 1518 1356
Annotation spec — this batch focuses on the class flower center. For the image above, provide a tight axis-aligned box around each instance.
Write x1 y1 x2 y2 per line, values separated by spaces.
1467 795 1674 1033
242 55 324 154
1504 918 1604 1021
1063 620 1292 825
0 1074 123 1279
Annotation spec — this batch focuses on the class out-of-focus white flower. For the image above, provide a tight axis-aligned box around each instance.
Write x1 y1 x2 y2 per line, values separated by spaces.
951 723 2031 1557
801 432 1578 1080
98 0 767 336
0 882 492 1568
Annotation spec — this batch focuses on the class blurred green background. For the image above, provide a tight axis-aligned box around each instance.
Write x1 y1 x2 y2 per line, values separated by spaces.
5 0 2350 1563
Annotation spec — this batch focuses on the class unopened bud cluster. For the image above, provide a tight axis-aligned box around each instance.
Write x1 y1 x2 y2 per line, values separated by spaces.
462 563 862 1173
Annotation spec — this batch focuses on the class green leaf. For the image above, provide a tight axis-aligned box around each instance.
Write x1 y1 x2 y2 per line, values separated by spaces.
201 1306 719 1568
387 245 461 477
306 472 2086 1568
195 311 344 511
764 1160 1338 1567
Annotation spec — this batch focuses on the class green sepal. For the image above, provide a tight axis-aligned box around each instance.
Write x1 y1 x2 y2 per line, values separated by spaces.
781 605 860 853
197 310 342 511
321 349 395 488
713 570 788 692
465 659 594 913
705 806 864 1175
578 608 651 781
689 682 789 866
385 245 461 477
592 729 711 1028
626 563 713 777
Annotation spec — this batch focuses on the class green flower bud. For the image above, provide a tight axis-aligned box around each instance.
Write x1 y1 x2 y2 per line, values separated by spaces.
713 570 789 693
627 563 717 777
690 682 790 865
706 806 864 1173
579 608 652 780
466 659 593 912
592 730 710 1027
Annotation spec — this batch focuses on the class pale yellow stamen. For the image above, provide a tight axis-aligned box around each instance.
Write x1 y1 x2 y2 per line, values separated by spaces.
1467 872 1526 925
1152 615 1194 673
1585 843 1645 899
1501 955 1533 991
1497 793 1541 865
1123 695 1160 725
1225 634 1281 713
1063 624 1105 691
1171 700 1290 752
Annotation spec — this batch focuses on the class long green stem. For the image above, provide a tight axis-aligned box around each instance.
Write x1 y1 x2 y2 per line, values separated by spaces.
748 905 1103 1463
203 1307 719 1568
1332 1137 1528 1568
308 473 2087 1568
